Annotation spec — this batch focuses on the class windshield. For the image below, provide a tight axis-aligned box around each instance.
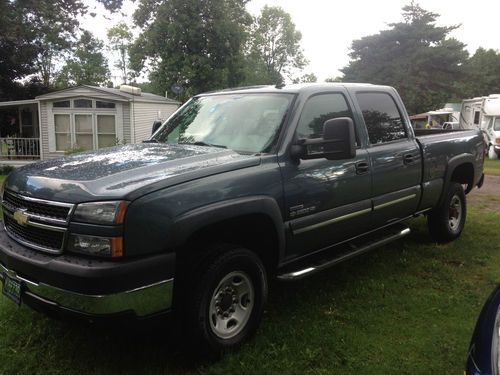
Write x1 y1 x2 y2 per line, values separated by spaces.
495 117 500 131
152 93 293 153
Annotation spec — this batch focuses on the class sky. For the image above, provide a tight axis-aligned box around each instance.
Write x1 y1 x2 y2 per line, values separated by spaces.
82 0 500 84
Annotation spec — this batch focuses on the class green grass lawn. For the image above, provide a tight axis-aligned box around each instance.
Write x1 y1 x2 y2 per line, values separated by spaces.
485 159 500 176
0 193 499 373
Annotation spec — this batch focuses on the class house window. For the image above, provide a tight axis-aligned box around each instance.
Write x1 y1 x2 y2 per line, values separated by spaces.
74 99 93 108
97 115 116 147
53 100 70 108
54 114 71 151
96 101 116 109
74 114 93 150
51 98 118 152
53 114 116 151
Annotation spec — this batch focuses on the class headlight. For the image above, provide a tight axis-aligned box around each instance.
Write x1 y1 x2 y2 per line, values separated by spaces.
73 201 129 225
68 234 123 257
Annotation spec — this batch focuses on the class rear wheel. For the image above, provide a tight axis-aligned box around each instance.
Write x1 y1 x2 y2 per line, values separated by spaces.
185 247 268 356
427 182 466 243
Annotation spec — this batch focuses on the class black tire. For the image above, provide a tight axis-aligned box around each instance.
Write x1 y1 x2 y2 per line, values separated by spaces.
427 182 466 243
185 247 268 356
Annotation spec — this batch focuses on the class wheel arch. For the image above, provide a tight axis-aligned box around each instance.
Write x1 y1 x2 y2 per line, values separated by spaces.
439 154 476 207
171 196 286 272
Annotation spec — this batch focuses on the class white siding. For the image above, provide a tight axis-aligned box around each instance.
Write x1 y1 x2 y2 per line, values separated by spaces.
122 102 131 144
131 102 179 143
40 101 62 160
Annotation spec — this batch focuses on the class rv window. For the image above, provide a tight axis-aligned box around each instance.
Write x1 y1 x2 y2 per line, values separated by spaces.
474 111 480 125
494 118 500 131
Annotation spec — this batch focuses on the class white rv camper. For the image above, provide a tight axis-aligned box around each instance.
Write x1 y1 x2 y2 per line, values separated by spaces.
459 95 500 159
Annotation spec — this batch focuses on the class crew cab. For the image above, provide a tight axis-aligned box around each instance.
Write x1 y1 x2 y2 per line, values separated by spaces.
0 83 485 354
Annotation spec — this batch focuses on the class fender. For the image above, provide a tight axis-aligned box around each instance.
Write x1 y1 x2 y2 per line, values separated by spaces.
438 153 475 206
170 196 286 260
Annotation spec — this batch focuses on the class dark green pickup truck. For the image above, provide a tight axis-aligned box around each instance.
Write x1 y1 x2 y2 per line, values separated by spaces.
0 83 485 354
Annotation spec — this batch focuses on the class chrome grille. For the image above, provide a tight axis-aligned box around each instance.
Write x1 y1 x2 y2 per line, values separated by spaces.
3 190 72 223
3 214 65 251
1 190 74 254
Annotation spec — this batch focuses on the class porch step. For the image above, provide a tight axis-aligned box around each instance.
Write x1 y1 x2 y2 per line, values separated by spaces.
277 223 411 281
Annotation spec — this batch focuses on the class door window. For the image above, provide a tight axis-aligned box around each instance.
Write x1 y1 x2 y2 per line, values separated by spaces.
296 93 354 139
494 117 500 131
357 92 407 144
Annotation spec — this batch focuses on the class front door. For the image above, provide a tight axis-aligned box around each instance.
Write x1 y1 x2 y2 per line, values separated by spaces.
280 92 372 260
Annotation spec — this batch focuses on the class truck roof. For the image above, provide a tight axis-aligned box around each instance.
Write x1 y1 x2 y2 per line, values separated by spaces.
198 82 393 96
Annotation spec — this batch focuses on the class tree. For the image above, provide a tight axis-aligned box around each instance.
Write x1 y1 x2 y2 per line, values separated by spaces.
131 0 252 99
55 31 111 87
250 6 307 84
460 48 500 98
0 0 123 100
292 73 317 84
107 22 134 84
325 77 343 83
340 2 468 114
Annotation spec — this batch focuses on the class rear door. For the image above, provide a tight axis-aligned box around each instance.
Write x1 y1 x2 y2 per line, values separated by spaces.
353 90 422 227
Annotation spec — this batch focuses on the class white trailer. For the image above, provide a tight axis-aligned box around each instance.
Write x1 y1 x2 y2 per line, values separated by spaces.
459 95 500 159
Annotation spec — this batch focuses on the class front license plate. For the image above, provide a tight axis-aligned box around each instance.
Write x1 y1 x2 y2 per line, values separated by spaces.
2 274 22 305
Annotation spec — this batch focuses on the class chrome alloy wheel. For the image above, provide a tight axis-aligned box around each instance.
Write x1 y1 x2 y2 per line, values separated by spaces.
448 194 463 232
209 271 254 339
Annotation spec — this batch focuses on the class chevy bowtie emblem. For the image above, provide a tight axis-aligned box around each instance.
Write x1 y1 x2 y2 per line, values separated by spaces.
13 209 29 226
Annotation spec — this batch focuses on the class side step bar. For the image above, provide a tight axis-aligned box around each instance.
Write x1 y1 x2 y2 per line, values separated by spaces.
277 224 411 281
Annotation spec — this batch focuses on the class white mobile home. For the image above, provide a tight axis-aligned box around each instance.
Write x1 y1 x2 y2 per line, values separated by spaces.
459 95 500 159
0 85 180 165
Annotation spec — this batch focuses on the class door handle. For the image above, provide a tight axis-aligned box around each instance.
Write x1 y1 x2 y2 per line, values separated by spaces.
355 161 370 175
403 154 414 165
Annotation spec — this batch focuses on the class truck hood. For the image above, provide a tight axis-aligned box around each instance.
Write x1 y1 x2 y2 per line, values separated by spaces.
5 143 261 203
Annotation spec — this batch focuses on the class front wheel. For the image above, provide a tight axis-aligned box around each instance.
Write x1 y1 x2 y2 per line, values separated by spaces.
185 247 268 355
427 182 466 243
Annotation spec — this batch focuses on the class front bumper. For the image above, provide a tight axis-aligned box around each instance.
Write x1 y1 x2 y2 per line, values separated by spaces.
0 263 173 317
0 225 175 318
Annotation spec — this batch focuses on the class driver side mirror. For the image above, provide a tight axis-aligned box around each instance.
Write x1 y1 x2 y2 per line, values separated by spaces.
291 117 356 161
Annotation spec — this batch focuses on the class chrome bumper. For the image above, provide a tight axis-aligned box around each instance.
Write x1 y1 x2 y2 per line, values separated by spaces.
0 263 173 317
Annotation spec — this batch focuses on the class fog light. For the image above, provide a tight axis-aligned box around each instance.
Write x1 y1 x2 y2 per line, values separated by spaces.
68 234 123 257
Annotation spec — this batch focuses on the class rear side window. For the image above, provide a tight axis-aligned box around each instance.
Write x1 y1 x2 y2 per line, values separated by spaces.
296 93 354 140
357 92 407 144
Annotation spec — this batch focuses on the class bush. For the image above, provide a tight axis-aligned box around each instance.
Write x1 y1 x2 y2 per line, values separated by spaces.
0 165 15 175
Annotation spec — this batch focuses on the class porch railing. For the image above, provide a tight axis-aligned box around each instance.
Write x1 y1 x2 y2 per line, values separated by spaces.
0 138 40 160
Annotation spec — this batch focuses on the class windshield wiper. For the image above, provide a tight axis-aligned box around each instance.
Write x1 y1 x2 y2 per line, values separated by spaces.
180 141 227 149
